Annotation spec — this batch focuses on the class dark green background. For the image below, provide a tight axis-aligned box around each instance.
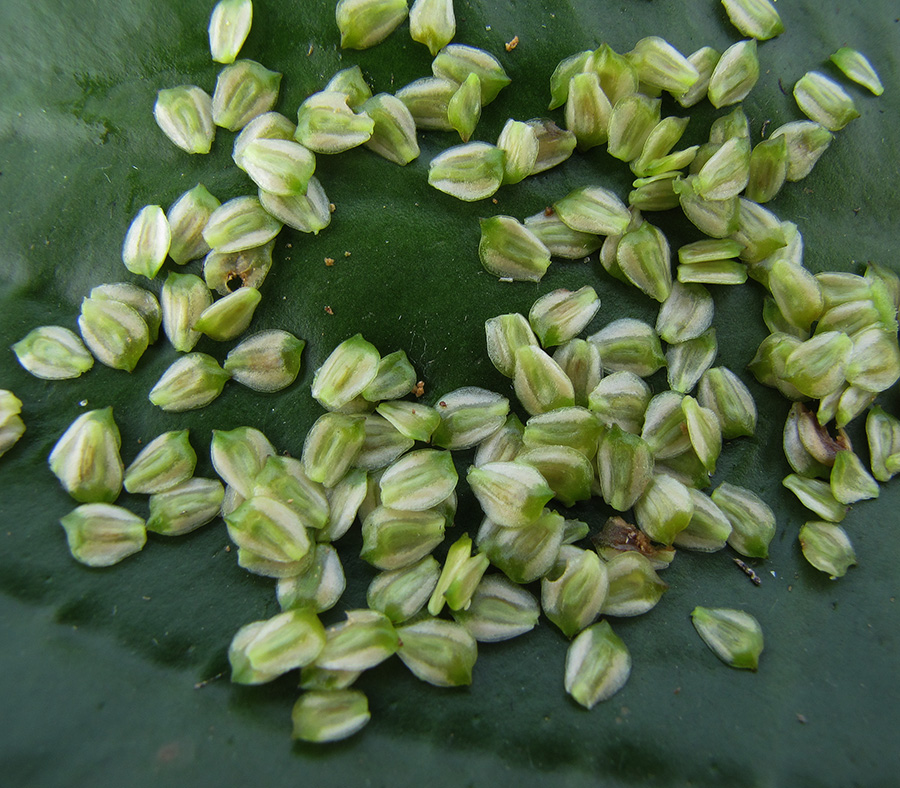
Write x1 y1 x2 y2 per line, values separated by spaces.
1 1 898 785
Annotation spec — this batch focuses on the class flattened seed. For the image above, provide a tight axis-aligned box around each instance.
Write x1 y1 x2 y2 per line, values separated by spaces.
153 86 215 155
565 621 631 708
13 326 94 380
49 408 123 504
148 354 230 412
59 503 146 567
122 205 171 279
291 690 371 743
212 59 282 131
336 0 409 50
208 0 253 64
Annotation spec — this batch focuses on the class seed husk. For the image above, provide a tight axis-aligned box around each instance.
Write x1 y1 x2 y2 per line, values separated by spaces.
588 317 666 377
799 521 857 578
429 143 506 202
527 118 577 174
251 455 329 530
396 77 457 130
602 552 668 617
697 367 757 439
721 0 784 40
208 0 252 64
513 345 576 415
830 47 884 96
627 36 699 95
523 210 601 259
830 449 879 505
590 516 675 569
866 406 900 483
668 328 717 394
588 370 651 435
59 503 146 567
336 0 408 49
396 617 478 687
675 47 721 108
211 59 282 131
232 112 297 170
13 326 94 380
122 205 171 280
153 86 215 155
148 353 230 412
608 94 661 163
210 426 275 497
552 340 604 409
554 185 631 236
656 281 715 344
711 481 776 558
564 620 631 709
360 506 447 570
319 468 368 542
230 608 326 685
409 0 455 56
291 690 371 743
49 407 123 503
548 50 592 111
595 425 653 512
485 313 539 378
225 494 312 564
301 413 366 487
565 72 612 151
783 474 848 522
473 413 525 467
793 71 860 132
224 329 305 393
691 606 763 670
673 489 733 552
124 430 196 494
616 221 672 302
193 287 262 342
542 546 609 638
634 473 694 545
203 241 274 295
769 121 834 182
361 93 420 165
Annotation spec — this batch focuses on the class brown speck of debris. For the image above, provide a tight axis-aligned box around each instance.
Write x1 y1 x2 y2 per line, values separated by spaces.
413 380 425 397
224 545 231 553
439 400 447 408
797 714 808 724
505 35 519 51
543 206 554 216
329 203 336 213
324 306 334 315
491 198 498 204
674 687 681 695
344 251 351 257
325 257 335 266
733 557 762 586
307 43 314 56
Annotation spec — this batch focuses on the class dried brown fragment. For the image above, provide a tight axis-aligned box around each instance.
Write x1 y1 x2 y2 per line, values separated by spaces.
414 380 426 397
733 557 761 586
796 403 851 465
325 257 335 266
591 516 675 565
325 306 334 315
505 36 519 52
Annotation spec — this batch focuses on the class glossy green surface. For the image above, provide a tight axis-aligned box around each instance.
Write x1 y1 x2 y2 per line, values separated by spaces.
1 1 899 785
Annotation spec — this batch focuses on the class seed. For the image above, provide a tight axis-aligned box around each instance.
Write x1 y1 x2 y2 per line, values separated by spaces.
467 461 554 529
193 287 262 342
232 111 297 170
429 142 506 202
697 367 757 439
682 396 722 474
668 328 717 394
208 0 253 64
656 280 715 344
769 121 834 182
513 345 576 415
210 426 275 497
589 43 640 104
627 36 699 95
541 546 608 638
607 94 661 163
641 390 690 458
0 391 25 459
674 489 733 552
473 413 525 467
707 39 759 108
635 474 694 545
783 331 853 399
485 313 539 377
588 370 651 434
552 340 604 409
475 509 565 584
548 50 592 111
301 413 366 487
711 482 776 558
783 474 848 523
317 609 400 671
122 205 171 279
367 556 441 623
793 71 860 132
241 138 316 196
229 608 326 685
376 401 442 443
324 65 373 109
252 456 329 530
430 387 510 450
295 91 375 154
147 477 225 536
675 47 721 108
721 0 784 40
409 0 455 56
291 690 371 743
211 59 282 132
602 552 668 616
59 503 146 567
204 241 275 295
554 185 631 236
160 272 212 352
396 618 478 687
866 406 900 483
360 506 446 570
203 196 282 253
311 334 381 411
276 544 346 613
518 445 594 507
769 258 825 332
225 495 312 564
78 297 150 373
799 521 857 578
153 86 215 155
224 329 305 393
830 47 884 96
431 44 511 104
259 178 331 234
845 327 900 393
691 606 763 670
564 620 631 709
13 326 94 380
595 425 653 512
830 449 879 505
675 180 740 238
694 138 751 201
616 220 672 302
451 574 539 642
631 115 690 176
49 408 123 503
123 430 196 494
447 73 482 142
428 533 485 615
564 72 612 151
361 93 420 165
523 210 601 259
336 0 408 49
527 118 577 174
396 77 458 131
148 354 230 412
588 317 666 377
319 468 368 542
522 406 603 459
497 119 539 184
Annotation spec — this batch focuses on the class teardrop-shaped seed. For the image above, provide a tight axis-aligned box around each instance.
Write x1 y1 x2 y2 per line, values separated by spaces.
229 608 325 684
830 449 879 504
124 430 196 494
295 91 375 154
396 77 457 130
627 36 699 95
588 370 651 434
203 241 274 295
291 690 370 743
565 72 612 151
866 406 900 482
202 196 282 253
697 367 757 439
475 509 565 584
602 551 668 616
396 617 477 687
793 71 860 132
193 287 262 342
769 121 834 182
542 546 609 638
588 318 666 377
429 143 506 202
311 334 381 411
675 47 721 107
431 387 509 450
49 408 122 503
161 272 212 352
674 489 732 552
656 280 715 344
380 449 458 511
368 556 441 623
147 477 224 536
60 503 145 567
691 606 763 670
208 0 252 64
708 39 759 107
153 85 215 154
336 0 408 49
513 345 576 415
712 482 776 557
564 620 631 708
721 0 784 40
241 138 316 196
360 507 446 570
830 47 884 96
447 73 482 142
212 59 282 131
634 474 694 544
302 413 366 487
617 221 672 302
799 521 857 578
409 0 455 56
783 474 848 522
523 210 601 259
548 50 592 111
451 574 539 642
552 339 604 409
361 93 420 165
467 461 554 529
554 185 631 236
166 184 220 264
149 354 230 412
432 44 511 104
13 326 94 380
595 426 653 511
527 118 577 174
608 94 661 163
122 205 170 279
224 329 304 392
485 313 539 378
668 328 717 394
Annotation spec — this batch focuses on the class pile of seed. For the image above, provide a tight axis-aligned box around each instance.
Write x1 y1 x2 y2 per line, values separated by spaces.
4 0 899 744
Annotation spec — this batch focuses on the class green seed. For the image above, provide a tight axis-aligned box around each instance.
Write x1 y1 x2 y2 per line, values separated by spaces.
224 329 304 393
564 72 612 151
830 47 884 96
409 0 455 56
360 506 446 570
165 184 220 265
497 119 539 185
0 391 25 458
627 36 699 95
831 449 879 505
148 354 230 412
208 0 252 64
783 331 853 399
225 495 312 563
447 73 482 142
589 43 640 104
528 118 577 174
542 546 609 638
479 214 551 281
523 210 601 259
298 665 361 692
769 258 825 333
324 65 373 109
361 350 417 402
522 406 603 460
252 455 329 530
427 533 486 615
595 425 653 512
564 620 631 708
668 328 717 394
376 401 442 443
203 241 274 295
640 390 690 459
693 138 751 201
602 552 668 616
361 93 420 165
432 44 511 104
229 608 325 685
78 297 149 372
193 287 262 342
485 313 539 378
295 91 375 154
396 617 478 687
674 489 733 552
634 473 694 545
845 327 900 393
473 413 525 467
123 430 196 494
588 370 651 434
396 77 457 130
311 334 381 411
49 407 122 503
588 317 666 377
711 481 776 558
59 503 146 567
691 606 763 670
517 445 594 507
513 345 576 415
379 449 458 511
211 59 282 131
467 461 554 529
277 544 346 613
317 609 400 671
202 196 282 253
708 39 759 107
552 340 604 409
548 50 591 111
769 121 834 182
291 690 370 743
793 71 860 132
302 413 366 487
241 138 316 196
721 0 784 40
745 136 788 203
13 326 94 380
122 205 170 279
616 220 672 302
431 387 509 450
554 185 631 237
232 112 297 170
429 143 506 202
656 280 714 344
799 521 857 578
319 468 368 542
153 86 215 155
607 94 661 163
631 115 690 176
210 426 275 497
367 556 441 623
146 477 224 536
675 47 720 108
336 0 408 49
475 509 565 584
866 406 900 483
682 395 722 474
676 180 740 238
451 574 539 642
697 367 757 439
259 178 331 234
